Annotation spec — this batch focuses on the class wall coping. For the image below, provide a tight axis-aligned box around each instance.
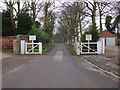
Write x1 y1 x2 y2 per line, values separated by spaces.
0 36 16 38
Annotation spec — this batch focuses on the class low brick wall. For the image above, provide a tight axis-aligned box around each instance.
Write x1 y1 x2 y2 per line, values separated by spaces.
0 36 16 49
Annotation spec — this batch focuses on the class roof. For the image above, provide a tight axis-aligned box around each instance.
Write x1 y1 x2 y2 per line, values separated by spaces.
99 30 117 37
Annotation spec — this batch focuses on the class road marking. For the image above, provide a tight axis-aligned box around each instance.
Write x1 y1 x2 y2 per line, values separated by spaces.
81 57 120 82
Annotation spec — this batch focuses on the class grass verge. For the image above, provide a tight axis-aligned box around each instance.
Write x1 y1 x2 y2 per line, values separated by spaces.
66 43 77 56
42 43 54 54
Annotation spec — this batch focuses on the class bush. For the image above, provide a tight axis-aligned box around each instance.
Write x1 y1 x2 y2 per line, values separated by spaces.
28 28 51 44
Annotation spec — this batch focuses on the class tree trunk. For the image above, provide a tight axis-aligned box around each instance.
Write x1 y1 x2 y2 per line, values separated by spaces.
92 2 96 26
79 19 82 40
100 13 102 32
17 1 20 14
44 2 48 32
10 6 16 35
32 2 36 28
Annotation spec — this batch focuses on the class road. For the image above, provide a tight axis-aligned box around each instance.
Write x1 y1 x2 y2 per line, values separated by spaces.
3 44 118 88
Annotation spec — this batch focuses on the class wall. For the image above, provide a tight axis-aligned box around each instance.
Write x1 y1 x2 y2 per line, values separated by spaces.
13 35 28 54
100 37 116 46
0 36 16 49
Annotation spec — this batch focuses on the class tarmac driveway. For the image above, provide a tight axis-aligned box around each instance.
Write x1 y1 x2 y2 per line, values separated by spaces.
2 44 118 88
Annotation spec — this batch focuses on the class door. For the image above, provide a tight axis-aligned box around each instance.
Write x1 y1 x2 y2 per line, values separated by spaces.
106 38 115 46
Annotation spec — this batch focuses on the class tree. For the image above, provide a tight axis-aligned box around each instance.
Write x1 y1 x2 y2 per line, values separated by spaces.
105 16 113 33
46 12 56 38
96 2 111 32
53 33 64 43
85 1 97 26
57 2 86 43
81 24 99 42
2 10 14 36
43 2 55 32
4 0 16 33
105 15 120 34
16 13 32 35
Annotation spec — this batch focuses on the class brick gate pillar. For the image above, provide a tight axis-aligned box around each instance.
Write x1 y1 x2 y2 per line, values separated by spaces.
13 35 28 54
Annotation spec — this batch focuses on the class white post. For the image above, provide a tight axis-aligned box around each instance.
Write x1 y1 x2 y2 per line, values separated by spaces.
76 42 80 55
81 42 82 54
25 43 28 54
102 38 105 54
32 40 34 53
39 42 42 54
88 40 90 53
21 40 25 54
97 40 102 54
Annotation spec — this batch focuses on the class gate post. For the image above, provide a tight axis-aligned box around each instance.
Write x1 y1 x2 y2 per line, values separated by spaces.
97 40 102 54
39 42 42 54
102 38 105 54
97 39 105 54
20 40 25 54
76 42 80 55
80 42 82 54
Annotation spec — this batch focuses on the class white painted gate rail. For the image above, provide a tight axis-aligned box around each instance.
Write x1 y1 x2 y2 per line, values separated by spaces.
21 41 42 54
20 35 42 54
81 42 98 54
25 42 42 54
75 39 105 55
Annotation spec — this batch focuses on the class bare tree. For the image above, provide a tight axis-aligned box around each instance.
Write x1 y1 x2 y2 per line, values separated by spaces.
96 2 111 32
84 0 97 26
4 0 17 33
57 2 86 43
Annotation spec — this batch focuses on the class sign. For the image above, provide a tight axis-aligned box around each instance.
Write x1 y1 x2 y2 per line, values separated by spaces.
86 34 92 41
29 35 36 41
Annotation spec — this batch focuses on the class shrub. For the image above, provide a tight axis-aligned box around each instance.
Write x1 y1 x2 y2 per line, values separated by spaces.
28 28 51 44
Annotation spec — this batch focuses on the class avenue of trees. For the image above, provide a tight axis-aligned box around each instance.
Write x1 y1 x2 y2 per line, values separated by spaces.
1 0 120 43
55 1 120 43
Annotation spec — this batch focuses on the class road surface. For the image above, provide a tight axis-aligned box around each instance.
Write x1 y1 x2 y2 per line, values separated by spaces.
3 44 118 88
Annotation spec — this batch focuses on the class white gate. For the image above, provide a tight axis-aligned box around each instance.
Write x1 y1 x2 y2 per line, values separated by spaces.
81 42 97 54
20 35 42 54
25 42 42 54
75 39 105 55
